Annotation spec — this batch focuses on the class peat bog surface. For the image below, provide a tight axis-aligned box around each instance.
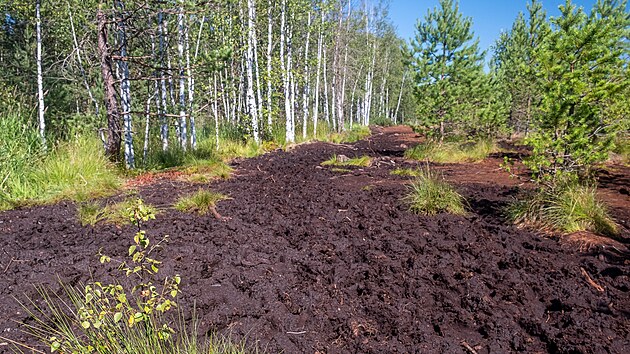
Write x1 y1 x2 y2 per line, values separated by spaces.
1 126 629 353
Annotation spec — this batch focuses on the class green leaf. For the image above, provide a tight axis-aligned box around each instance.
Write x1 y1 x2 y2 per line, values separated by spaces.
113 312 123 323
128 245 137 256
81 321 91 329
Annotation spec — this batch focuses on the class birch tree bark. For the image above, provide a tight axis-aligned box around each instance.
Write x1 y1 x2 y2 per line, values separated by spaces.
158 11 169 151
266 0 274 134
116 1 134 169
177 3 188 150
301 12 312 140
246 0 260 143
36 0 46 149
312 12 323 138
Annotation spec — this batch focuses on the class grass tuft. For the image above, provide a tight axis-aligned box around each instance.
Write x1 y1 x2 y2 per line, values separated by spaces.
323 124 371 144
321 155 372 167
76 198 158 226
1 137 121 210
403 168 467 216
390 168 422 177
175 190 229 215
405 139 497 163
508 184 618 237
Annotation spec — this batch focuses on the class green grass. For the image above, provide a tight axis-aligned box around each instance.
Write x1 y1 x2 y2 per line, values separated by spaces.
77 198 158 226
508 183 618 237
322 124 371 144
8 283 253 354
1 136 121 210
174 190 229 215
390 168 422 177
321 155 372 167
403 168 467 216
404 139 498 163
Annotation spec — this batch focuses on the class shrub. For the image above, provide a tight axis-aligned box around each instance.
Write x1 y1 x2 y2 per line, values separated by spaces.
175 190 229 216
508 183 618 237
403 168 467 216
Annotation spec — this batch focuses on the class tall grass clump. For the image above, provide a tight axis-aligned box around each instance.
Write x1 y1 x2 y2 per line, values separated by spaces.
508 183 618 237
403 168 467 216
1 131 120 209
175 189 229 215
404 139 497 163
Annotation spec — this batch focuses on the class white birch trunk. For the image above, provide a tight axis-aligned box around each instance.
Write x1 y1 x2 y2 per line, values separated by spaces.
158 12 169 151
117 1 134 168
246 0 260 142
301 12 312 140
394 71 407 124
36 0 46 149
322 45 330 127
177 4 187 150
312 13 323 138
186 15 196 149
266 0 273 133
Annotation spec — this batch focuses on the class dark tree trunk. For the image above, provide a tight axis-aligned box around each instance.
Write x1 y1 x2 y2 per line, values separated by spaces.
97 8 121 161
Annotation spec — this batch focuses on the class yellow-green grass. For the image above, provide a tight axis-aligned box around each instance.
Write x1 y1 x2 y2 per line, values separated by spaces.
77 198 158 226
174 190 229 215
321 155 372 167
508 184 618 237
390 168 422 177
405 140 498 164
403 169 467 216
1 137 121 210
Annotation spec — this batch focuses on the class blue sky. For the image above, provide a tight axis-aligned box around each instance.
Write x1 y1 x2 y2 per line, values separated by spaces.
389 0 601 58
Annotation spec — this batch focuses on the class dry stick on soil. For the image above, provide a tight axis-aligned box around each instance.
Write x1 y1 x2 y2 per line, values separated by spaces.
461 341 479 354
580 267 605 292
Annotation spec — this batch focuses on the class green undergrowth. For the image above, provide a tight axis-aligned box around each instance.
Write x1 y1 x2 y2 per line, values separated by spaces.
321 155 372 167
77 198 158 226
508 183 618 237
611 135 630 165
403 168 467 216
174 189 229 215
405 139 498 163
1 136 121 210
322 124 371 144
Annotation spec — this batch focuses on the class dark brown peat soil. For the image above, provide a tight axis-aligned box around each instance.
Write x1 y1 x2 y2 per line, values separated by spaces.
1 126 629 353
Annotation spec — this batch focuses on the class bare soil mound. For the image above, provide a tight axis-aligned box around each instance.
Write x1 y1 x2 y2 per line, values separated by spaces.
1 126 629 353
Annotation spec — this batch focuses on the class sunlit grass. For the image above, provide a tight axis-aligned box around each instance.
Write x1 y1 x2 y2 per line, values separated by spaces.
508 183 618 237
405 139 498 163
76 198 158 226
1 137 121 210
174 189 229 216
403 168 467 216
390 168 422 177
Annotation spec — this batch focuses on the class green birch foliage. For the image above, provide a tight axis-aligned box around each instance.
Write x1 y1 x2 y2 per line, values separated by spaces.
409 0 485 138
526 0 630 180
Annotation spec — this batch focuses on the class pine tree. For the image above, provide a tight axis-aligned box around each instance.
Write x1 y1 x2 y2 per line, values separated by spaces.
409 0 485 139
526 0 629 180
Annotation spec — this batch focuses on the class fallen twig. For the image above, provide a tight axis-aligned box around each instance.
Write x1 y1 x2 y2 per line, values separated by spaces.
2 258 14 274
461 341 478 354
580 267 605 292
286 331 306 335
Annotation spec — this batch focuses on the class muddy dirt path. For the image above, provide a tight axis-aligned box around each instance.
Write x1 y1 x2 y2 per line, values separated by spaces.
1 126 629 353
